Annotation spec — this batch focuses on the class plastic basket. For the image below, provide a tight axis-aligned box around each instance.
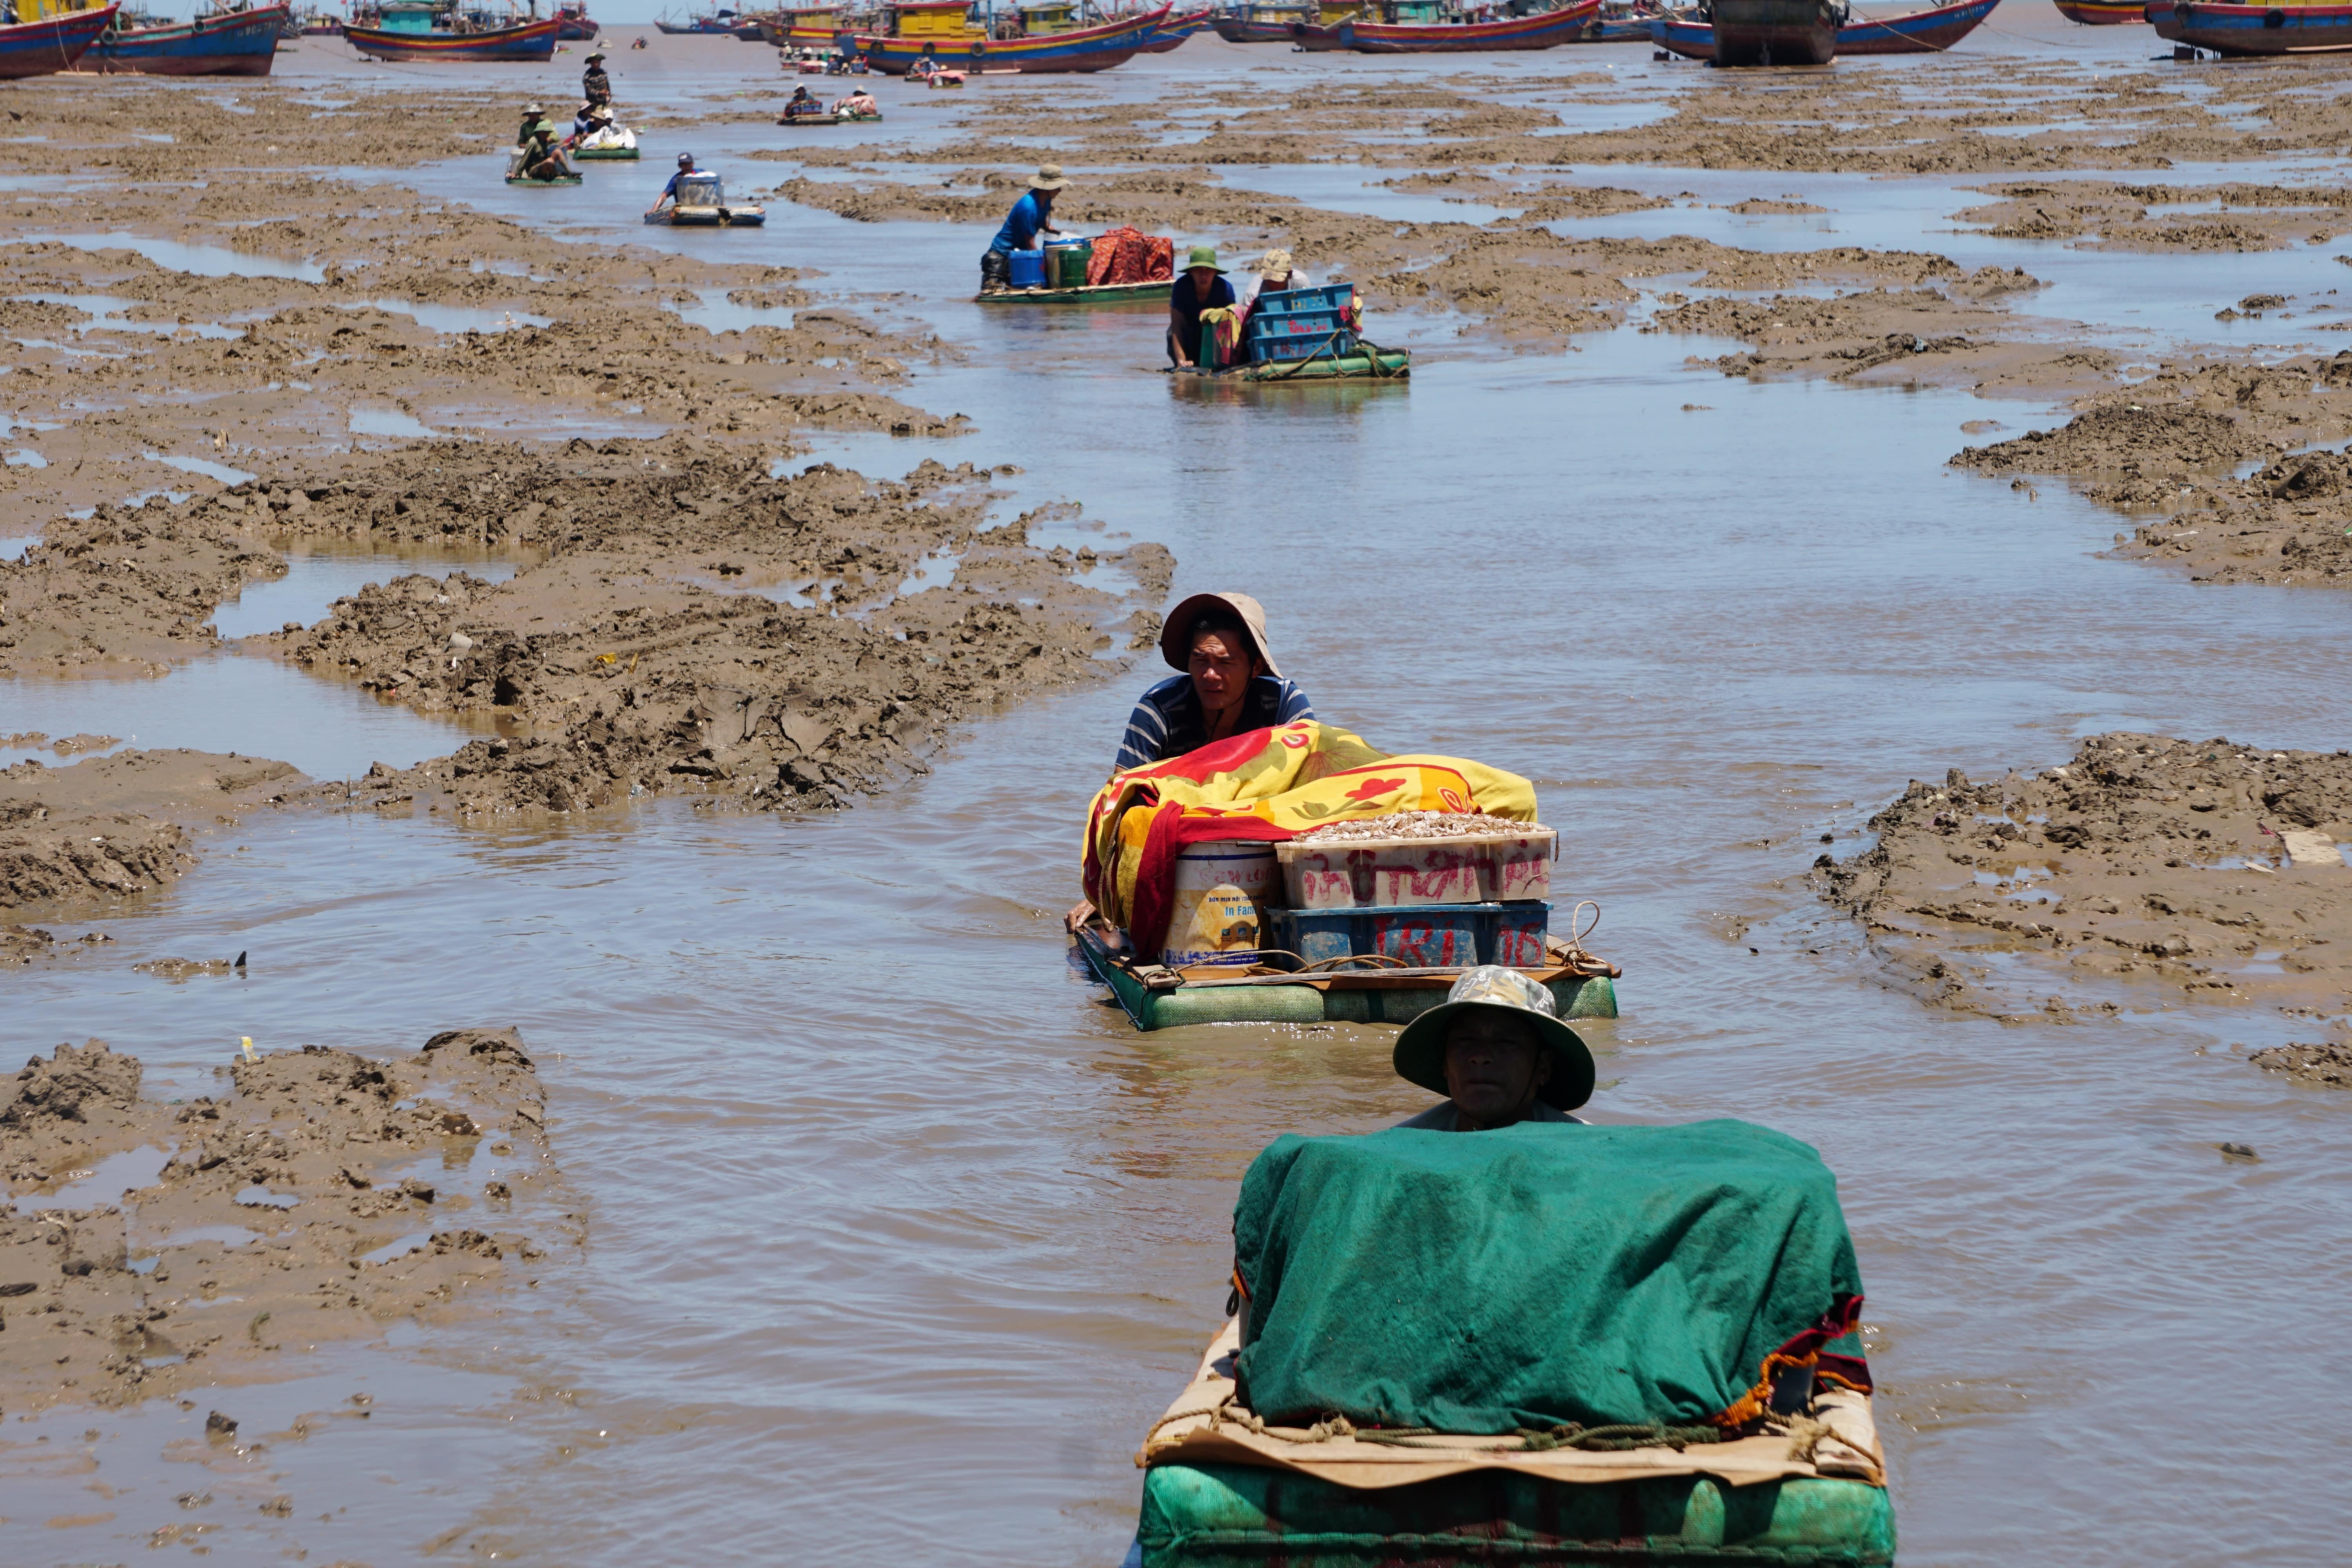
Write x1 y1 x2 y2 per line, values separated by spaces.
1251 282 1353 316
1268 902 1550 969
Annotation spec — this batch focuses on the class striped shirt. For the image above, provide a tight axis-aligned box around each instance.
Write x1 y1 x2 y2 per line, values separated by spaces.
1113 674 1314 774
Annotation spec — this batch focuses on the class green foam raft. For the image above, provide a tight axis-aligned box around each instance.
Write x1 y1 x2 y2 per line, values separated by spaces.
1137 1463 1896 1568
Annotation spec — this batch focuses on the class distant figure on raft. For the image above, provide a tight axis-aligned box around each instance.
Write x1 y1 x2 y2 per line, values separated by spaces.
980 164 1068 294
514 103 570 181
1112 592 1313 774
645 151 699 217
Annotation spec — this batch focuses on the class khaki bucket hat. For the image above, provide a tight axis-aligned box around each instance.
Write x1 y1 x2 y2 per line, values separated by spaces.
1392 965 1595 1112
1029 163 1070 191
1253 248 1295 274
1160 592 1279 678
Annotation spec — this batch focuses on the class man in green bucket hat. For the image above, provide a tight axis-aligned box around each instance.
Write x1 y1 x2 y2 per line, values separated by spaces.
1167 243 1237 370
1390 965 1597 1131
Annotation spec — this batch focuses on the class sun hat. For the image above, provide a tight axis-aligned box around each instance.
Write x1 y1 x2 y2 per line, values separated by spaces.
1253 248 1295 274
1029 163 1069 191
524 102 544 114
1184 243 1225 272
1392 965 1595 1112
586 49 605 59
1159 591 1279 677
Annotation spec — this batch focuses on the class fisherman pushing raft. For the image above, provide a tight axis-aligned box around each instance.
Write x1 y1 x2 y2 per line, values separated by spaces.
646 151 700 218
512 103 572 182
980 164 1068 294
1167 245 1238 369
1112 592 1312 773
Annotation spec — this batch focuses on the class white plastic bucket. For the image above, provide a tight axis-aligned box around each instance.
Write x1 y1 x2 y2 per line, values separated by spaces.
1161 840 1281 967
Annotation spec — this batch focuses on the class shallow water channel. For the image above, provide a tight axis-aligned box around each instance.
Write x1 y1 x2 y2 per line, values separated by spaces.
8 34 2352 1567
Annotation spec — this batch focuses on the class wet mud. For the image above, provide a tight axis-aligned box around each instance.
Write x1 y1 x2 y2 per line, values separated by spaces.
1951 356 2352 583
0 1029 555 1414
1822 735 2352 1052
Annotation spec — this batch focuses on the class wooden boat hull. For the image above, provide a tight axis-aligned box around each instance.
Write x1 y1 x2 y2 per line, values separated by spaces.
1137 5 1212 48
1336 0 1600 50
344 16 558 58
1290 20 1350 46
1580 14 1662 38
1210 15 1300 38
1710 0 1840 61
2151 0 2352 52
0 4 117 77
1072 924 1612 1031
976 278 1172 305
78 2 287 75
856 4 1167 71
1659 0 1996 54
2053 0 2142 17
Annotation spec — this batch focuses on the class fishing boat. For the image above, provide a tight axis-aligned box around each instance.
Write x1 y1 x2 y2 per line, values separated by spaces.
855 0 1168 71
0 0 120 74
1655 0 1993 54
552 0 594 35
1137 2 1213 46
2149 0 2352 52
1210 0 1310 38
1684 0 1842 61
345 0 559 57
755 3 846 40
655 7 748 30
78 1 289 74
2054 0 2138 15
1576 0 1664 36
1335 0 1601 51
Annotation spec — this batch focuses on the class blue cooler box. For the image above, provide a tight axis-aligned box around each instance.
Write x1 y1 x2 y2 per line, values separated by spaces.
1269 902 1549 969
1008 250 1047 288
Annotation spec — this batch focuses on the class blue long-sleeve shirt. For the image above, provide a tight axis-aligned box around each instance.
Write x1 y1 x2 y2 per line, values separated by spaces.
1113 674 1314 774
989 191 1049 256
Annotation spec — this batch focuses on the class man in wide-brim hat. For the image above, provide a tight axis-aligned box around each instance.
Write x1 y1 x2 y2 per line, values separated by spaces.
1167 242 1236 368
979 163 1070 293
1111 590 1314 774
1390 966 1597 1132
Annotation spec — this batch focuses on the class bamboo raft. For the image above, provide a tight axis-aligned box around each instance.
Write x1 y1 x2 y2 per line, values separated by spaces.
1177 348 1412 383
975 278 1173 305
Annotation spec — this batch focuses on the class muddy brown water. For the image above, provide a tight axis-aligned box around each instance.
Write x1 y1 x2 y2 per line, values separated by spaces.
8 28 2352 1566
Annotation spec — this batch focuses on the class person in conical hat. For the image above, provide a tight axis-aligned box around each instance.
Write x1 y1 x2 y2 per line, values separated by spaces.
1110 592 1314 774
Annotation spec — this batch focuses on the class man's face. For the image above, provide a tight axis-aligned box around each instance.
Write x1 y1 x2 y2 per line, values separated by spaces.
1188 628 1258 715
1441 1012 1552 1128
1187 265 1218 290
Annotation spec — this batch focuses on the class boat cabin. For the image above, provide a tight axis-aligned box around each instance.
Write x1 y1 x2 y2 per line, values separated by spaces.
1379 0 1446 17
883 0 978 37
374 0 443 30
1016 0 1081 31
1233 0 1311 20
1314 0 1361 21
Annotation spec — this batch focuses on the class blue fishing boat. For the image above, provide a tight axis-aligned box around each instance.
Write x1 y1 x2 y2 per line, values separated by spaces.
77 1 289 74
0 2 118 75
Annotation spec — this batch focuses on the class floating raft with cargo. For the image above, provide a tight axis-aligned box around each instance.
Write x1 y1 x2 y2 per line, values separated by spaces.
978 229 1174 304
1073 725 1616 1031
644 171 766 225
1182 281 1412 384
1129 1118 1893 1568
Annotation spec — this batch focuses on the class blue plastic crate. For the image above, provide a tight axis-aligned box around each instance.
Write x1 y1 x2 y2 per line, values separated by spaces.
1251 330 1359 364
1268 902 1549 969
1251 282 1354 317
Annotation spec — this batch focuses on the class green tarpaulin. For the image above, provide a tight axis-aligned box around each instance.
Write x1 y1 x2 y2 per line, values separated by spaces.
1232 1120 1866 1435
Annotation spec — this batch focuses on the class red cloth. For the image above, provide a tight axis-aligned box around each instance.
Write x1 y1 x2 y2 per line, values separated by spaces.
1086 226 1175 287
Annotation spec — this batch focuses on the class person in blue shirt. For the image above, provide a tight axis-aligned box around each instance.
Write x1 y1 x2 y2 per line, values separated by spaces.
980 165 1068 293
1113 592 1314 775
645 152 699 218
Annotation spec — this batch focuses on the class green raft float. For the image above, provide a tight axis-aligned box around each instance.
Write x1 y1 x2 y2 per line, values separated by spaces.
976 279 1173 306
1174 348 1410 384
505 173 583 187
1071 921 1616 1031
